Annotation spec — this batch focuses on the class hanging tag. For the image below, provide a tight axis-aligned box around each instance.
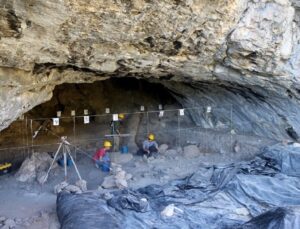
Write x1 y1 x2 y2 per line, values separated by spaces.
84 109 89 115
71 110 76 116
159 111 164 117
84 116 90 124
206 106 212 113
158 104 163 110
113 114 119 121
105 108 110 114
19 115 24 120
179 109 185 116
57 111 62 117
53 118 60 126
140 106 145 111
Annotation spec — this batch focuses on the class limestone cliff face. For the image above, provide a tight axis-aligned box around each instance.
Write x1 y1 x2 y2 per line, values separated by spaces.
0 0 299 139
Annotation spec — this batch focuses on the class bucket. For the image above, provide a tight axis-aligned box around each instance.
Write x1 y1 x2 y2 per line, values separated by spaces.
101 163 110 172
121 146 128 154
57 158 73 167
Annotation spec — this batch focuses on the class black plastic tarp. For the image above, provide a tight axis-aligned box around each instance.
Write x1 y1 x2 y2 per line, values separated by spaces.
57 144 300 229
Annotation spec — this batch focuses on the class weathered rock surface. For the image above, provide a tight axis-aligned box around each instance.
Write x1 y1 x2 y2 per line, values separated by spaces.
15 153 55 183
0 0 299 141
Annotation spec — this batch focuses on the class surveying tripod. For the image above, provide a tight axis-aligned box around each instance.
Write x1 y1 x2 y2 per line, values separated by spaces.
43 136 82 184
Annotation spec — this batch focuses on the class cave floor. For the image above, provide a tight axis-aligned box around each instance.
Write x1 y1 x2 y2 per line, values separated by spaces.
0 128 277 228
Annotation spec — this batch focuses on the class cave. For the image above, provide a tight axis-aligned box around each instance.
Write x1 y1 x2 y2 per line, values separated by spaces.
0 78 180 163
1 0 300 228
1 76 282 169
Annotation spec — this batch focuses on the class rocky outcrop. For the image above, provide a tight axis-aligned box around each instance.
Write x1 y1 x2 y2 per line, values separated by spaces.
0 0 300 140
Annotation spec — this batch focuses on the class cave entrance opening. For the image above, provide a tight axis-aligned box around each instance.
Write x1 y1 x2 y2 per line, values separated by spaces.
0 77 195 167
0 78 276 172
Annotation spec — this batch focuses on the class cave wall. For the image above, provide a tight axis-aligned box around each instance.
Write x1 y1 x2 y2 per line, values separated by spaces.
164 81 300 140
0 0 300 140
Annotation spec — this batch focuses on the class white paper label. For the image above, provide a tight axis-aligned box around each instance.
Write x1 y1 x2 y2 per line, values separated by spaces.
140 106 145 111
84 109 89 115
84 116 90 124
113 114 119 121
53 118 60 126
57 111 62 117
71 110 76 116
159 111 164 117
105 108 110 114
206 106 212 113
158 104 163 110
179 109 185 116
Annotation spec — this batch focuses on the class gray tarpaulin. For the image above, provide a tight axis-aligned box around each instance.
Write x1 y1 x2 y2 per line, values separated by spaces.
57 144 300 229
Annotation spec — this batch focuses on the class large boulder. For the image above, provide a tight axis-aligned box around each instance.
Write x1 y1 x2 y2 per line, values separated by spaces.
15 153 55 183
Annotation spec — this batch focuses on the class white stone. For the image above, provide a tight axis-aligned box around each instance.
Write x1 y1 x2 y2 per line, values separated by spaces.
115 171 126 180
75 179 87 192
101 176 116 189
292 142 300 147
115 178 128 189
54 181 69 194
161 204 175 217
235 207 250 216
64 185 82 194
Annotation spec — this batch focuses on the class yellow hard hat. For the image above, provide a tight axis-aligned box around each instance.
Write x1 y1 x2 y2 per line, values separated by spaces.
148 133 155 141
118 113 125 119
103 140 112 147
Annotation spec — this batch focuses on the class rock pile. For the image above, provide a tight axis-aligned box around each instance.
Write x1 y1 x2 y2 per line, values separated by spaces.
0 217 16 229
15 153 56 183
101 164 132 190
54 179 87 194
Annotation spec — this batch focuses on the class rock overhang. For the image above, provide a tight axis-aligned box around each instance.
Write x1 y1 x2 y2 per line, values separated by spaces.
0 0 300 139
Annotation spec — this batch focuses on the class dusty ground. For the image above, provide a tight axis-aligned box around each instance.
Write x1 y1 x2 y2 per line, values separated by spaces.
0 129 277 229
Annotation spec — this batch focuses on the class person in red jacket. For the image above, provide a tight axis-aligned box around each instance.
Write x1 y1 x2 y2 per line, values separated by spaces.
93 140 112 169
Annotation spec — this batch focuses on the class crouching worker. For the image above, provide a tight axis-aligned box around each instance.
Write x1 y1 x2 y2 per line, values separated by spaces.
137 133 158 158
93 140 112 172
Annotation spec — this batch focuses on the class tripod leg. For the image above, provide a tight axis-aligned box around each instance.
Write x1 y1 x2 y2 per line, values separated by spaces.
43 143 63 184
63 145 67 181
66 145 82 180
